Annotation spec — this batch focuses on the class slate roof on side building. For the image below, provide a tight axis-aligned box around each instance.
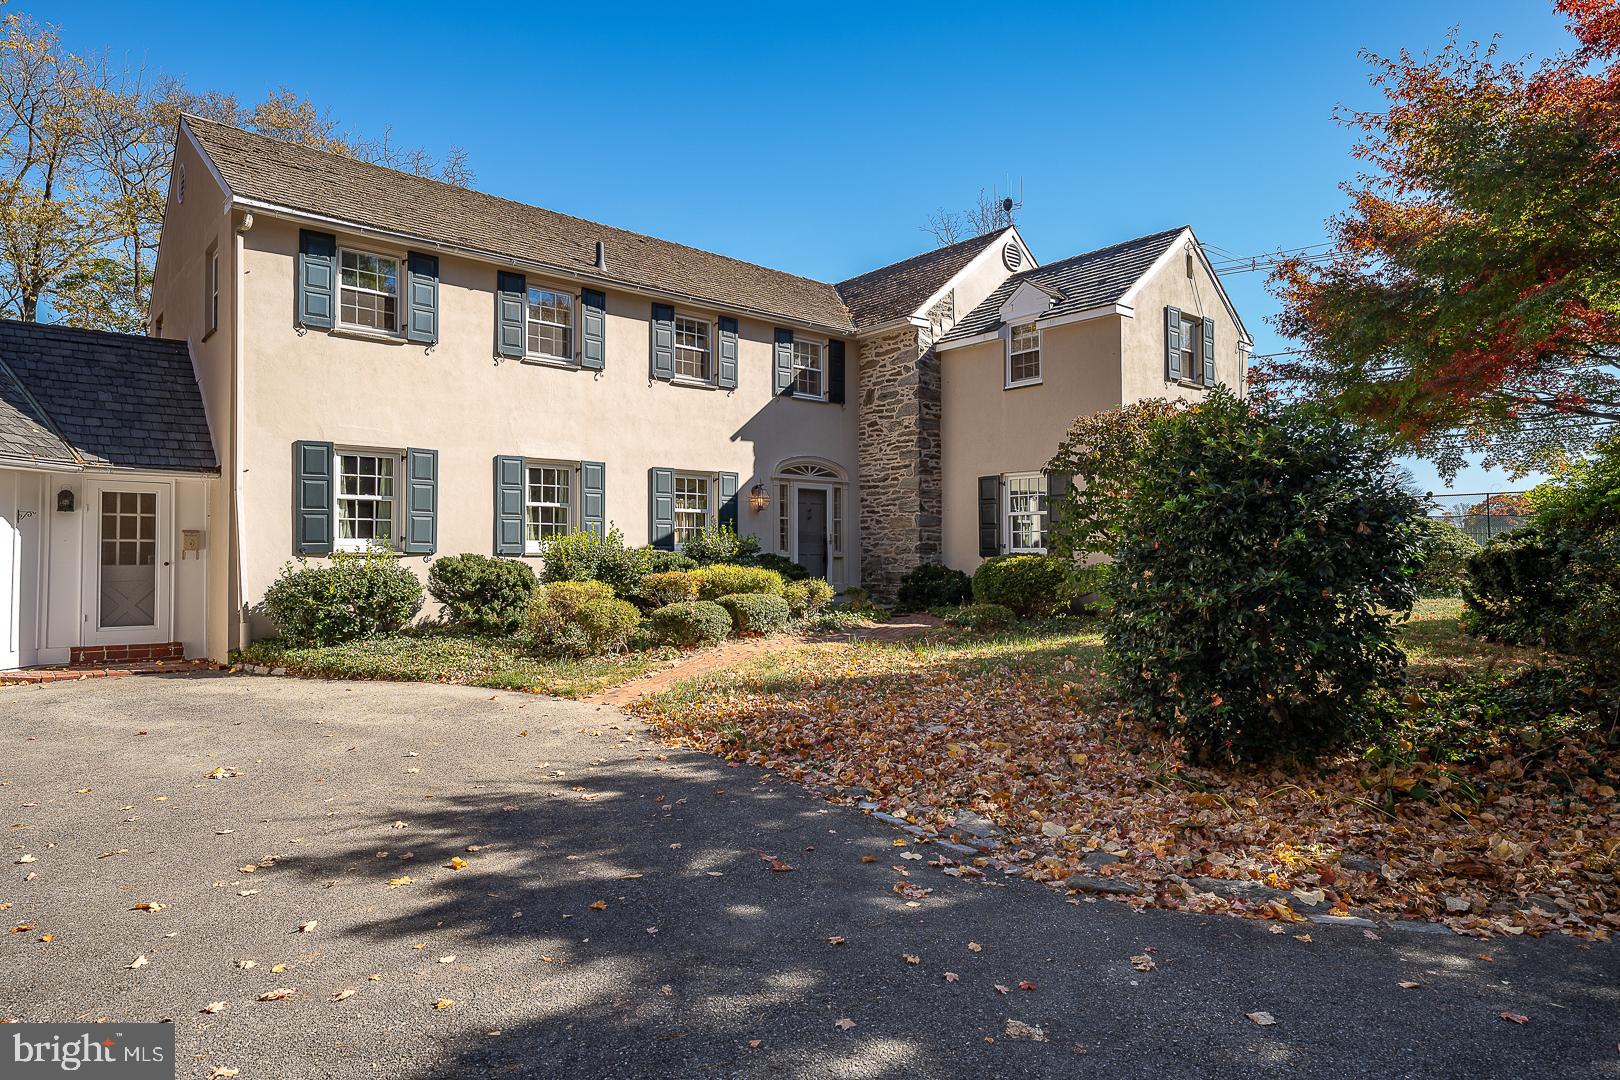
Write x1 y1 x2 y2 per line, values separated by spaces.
0 320 217 472
834 230 1010 333
938 227 1187 344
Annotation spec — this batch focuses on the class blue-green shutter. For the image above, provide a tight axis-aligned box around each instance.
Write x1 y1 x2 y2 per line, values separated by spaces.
650 303 675 381
978 475 1001 558
718 472 739 532
828 339 846 404
494 455 525 555
402 447 438 554
716 316 739 390
581 460 606 537
581 289 606 370
1202 317 1216 387
405 253 439 344
496 272 526 359
1165 306 1183 381
293 440 334 555
773 328 794 395
296 230 336 330
648 468 675 549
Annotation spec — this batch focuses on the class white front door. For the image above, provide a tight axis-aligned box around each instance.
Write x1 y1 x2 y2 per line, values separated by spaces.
83 481 171 645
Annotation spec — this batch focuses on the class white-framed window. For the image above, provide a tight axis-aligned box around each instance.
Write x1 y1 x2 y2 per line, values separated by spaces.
1179 313 1200 381
339 248 401 333
1008 322 1041 386
777 482 790 553
336 449 400 550
792 338 825 399
526 283 574 361
673 473 713 548
1005 472 1047 554
205 245 220 337
674 315 712 382
524 462 573 553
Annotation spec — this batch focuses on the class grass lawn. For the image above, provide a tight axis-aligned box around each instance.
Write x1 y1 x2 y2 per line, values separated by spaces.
235 628 670 698
635 596 1619 939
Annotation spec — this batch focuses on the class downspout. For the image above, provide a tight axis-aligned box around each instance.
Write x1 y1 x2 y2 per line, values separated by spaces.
232 211 253 654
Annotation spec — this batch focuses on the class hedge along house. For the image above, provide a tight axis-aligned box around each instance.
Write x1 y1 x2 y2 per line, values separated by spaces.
0 321 217 669
145 114 1246 658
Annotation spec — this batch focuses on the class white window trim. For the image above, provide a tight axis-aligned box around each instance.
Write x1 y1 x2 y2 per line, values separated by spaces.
672 471 715 550
792 336 827 401
672 313 714 385
524 280 577 366
337 245 404 337
333 446 404 553
204 245 220 340
1004 471 1048 555
522 460 575 555
1006 322 1042 388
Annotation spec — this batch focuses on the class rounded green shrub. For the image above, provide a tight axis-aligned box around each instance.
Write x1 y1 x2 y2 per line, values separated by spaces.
1410 517 1479 597
783 578 834 618
716 592 792 634
641 549 698 574
971 555 1068 616
943 602 1016 632
1103 388 1422 762
695 564 785 600
574 597 641 654
747 553 811 582
638 570 700 609
427 553 537 633
646 601 733 647
259 551 424 646
539 527 649 597
896 563 971 612
525 580 617 656
681 526 761 566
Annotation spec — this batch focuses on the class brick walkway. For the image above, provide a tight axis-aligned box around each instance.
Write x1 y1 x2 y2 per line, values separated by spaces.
0 658 223 685
584 613 940 707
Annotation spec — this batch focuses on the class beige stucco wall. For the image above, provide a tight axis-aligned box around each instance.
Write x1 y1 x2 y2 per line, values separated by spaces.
234 215 860 638
940 317 1123 569
146 130 234 661
1120 240 1248 404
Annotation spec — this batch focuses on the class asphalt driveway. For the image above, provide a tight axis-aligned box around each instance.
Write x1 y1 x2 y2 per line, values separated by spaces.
0 675 1613 1079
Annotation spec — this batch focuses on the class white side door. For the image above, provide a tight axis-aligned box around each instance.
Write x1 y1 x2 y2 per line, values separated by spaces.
82 480 172 646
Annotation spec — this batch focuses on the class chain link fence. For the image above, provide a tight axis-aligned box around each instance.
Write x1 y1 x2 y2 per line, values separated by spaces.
1422 491 1531 545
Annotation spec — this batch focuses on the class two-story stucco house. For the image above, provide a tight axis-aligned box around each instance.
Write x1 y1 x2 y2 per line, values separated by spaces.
0 115 1249 668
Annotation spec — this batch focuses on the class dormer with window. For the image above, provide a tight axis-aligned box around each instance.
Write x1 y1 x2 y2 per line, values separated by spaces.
1165 305 1215 388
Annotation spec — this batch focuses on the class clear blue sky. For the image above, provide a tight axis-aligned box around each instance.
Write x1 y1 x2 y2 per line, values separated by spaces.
36 0 1576 497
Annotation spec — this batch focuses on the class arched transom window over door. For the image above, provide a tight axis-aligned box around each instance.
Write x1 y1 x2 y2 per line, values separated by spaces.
773 460 847 586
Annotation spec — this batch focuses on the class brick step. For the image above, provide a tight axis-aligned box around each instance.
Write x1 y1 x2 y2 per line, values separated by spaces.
70 641 184 665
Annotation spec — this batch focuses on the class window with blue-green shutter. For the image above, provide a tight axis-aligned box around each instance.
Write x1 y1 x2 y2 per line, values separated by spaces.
648 468 675 549
496 272 526 359
493 455 526 555
773 328 795 395
1201 317 1215 387
405 253 439 345
828 340 846 404
650 304 675 381
402 448 438 553
1165 306 1183 382
718 472 739 532
581 460 606 537
293 440 335 554
581 289 606 370
297 230 337 330
716 317 738 390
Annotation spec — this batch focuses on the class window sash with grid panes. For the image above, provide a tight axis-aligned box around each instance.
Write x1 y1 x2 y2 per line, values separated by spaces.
1005 473 1047 553
1009 323 1041 384
339 250 400 332
101 490 157 569
526 284 574 360
1179 314 1199 380
673 474 711 548
673 316 711 381
777 483 790 553
792 339 824 398
524 464 573 552
336 452 397 549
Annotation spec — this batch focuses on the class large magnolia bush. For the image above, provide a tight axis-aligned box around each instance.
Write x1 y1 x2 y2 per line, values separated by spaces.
1103 388 1422 761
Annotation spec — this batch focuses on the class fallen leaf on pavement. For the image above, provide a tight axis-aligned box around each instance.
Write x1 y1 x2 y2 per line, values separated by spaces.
258 988 294 1001
994 984 1010 995
1130 954 1156 972
759 854 793 872
297 921 317 933
207 1068 239 1079
1499 1011 1529 1025
827 936 846 945
1004 1019 1046 1042
433 999 454 1010
1398 980 1421 990
201 1002 226 1014
271 964 288 974
967 942 983 953
15 854 34 864
589 900 607 911
387 876 412 888
834 1018 856 1031
128 955 149 969
1018 980 1037 991
447 857 468 870
903 954 920 965
943 971 960 983
1247 1011 1277 1026
332 989 356 1001
437 956 456 964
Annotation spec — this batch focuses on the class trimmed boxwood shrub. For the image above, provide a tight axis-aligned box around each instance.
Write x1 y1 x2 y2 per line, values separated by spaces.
638 570 700 609
1410 517 1479 597
695 564 784 600
717 592 792 634
972 555 1067 617
427 553 537 633
574 597 641 654
260 551 424 647
525 580 617 656
539 527 649 597
641 549 698 574
647 601 733 647
1103 388 1422 762
747 553 811 582
896 563 971 612
681 526 760 566
783 578 834 618
942 602 1016 632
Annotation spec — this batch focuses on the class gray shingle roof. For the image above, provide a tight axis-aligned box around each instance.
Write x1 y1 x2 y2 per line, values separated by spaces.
186 116 858 335
834 230 1010 332
939 227 1186 344
0 320 217 472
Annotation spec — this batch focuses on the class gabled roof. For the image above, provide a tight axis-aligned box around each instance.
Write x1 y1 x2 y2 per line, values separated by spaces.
834 229 1010 333
0 320 217 473
939 226 1187 344
184 116 857 335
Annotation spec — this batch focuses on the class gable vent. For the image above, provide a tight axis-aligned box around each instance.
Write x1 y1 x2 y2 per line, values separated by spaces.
1002 242 1024 272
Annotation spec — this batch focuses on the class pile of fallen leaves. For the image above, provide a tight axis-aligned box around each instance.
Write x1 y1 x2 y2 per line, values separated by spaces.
635 640 1619 938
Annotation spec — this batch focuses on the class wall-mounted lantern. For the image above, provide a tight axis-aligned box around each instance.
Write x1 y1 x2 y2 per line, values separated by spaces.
55 488 75 513
748 484 771 513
